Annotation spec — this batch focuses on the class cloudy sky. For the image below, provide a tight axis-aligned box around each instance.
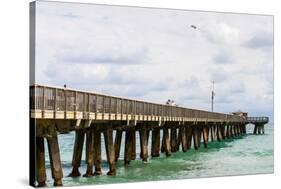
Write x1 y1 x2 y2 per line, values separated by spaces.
34 1 273 119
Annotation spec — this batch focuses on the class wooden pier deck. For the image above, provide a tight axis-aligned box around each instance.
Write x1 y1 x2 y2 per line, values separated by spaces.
29 84 269 187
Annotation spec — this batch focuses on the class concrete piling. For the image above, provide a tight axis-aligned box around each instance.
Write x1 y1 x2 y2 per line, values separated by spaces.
46 136 63 186
114 130 123 162
139 128 148 162
210 125 214 142
193 125 200 150
180 127 188 152
163 127 172 156
83 128 95 177
124 130 132 165
131 130 136 160
36 137 46 187
217 125 222 141
185 126 193 150
213 125 218 141
202 126 209 148
151 128 161 157
93 129 102 175
103 127 116 175
170 127 177 152
221 125 226 139
69 129 85 177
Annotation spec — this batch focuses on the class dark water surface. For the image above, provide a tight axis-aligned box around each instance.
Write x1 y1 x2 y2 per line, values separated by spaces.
44 124 273 187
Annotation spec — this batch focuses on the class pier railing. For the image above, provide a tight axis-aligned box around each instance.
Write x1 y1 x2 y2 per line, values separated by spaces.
30 84 245 123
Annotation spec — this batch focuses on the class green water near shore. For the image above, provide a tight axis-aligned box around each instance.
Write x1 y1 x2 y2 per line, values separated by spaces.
44 123 273 187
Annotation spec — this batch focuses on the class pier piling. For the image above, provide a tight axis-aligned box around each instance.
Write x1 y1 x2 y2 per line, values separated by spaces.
170 127 177 152
185 126 193 150
180 127 188 152
69 130 85 177
93 129 102 175
114 130 123 162
124 130 132 165
103 127 116 175
139 128 149 162
151 128 161 157
36 137 46 187
163 127 172 156
131 130 136 160
83 128 95 177
47 136 63 186
193 125 200 150
202 126 209 148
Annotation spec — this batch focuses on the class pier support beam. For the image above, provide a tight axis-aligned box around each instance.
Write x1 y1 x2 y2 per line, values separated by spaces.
93 129 102 175
213 125 218 141
139 128 148 162
226 125 230 139
237 125 241 135
210 125 216 142
230 125 234 138
193 125 200 150
84 128 95 177
103 126 116 175
180 127 187 152
131 130 136 160
124 130 132 165
202 126 209 148
151 128 161 157
170 127 177 152
69 129 85 177
162 127 172 156
185 126 193 150
217 125 222 141
36 137 46 187
47 136 63 186
221 125 226 139
241 124 246 134
114 130 123 162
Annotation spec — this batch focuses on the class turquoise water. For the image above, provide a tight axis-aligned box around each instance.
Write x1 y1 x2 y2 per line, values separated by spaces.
44 123 273 187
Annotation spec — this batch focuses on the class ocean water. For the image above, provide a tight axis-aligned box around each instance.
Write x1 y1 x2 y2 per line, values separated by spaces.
44 123 273 187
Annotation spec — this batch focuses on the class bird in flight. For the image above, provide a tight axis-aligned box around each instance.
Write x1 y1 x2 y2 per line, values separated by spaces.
190 25 197 29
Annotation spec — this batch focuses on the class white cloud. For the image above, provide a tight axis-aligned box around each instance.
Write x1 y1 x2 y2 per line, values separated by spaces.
34 1 273 118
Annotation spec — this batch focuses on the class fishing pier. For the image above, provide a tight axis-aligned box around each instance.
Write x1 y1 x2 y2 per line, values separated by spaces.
30 84 269 187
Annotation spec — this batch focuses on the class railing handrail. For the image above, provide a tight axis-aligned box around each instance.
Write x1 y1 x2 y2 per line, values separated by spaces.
30 84 245 121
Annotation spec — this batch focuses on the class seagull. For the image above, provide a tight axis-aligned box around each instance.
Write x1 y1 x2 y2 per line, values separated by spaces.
190 25 197 29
